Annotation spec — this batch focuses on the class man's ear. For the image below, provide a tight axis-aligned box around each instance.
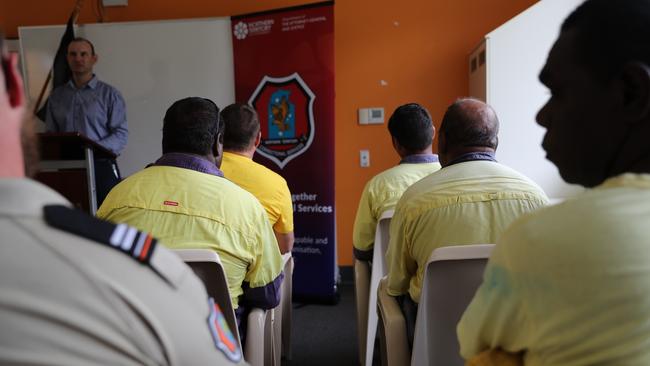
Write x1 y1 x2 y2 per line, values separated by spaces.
6 53 25 109
620 61 650 123
255 130 262 148
213 131 224 158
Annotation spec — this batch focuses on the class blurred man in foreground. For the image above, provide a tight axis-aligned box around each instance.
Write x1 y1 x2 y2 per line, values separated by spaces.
458 0 650 364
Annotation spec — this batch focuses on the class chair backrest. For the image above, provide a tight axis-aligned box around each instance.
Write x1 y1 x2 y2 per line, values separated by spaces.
364 209 395 366
173 249 241 350
411 244 494 366
372 209 395 275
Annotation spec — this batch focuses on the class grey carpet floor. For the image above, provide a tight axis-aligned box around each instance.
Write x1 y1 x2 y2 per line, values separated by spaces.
282 283 366 366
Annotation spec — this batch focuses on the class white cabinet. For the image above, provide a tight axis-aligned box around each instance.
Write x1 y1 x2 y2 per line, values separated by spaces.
469 0 584 200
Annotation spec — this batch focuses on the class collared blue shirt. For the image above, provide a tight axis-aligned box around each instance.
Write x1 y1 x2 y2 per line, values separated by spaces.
45 75 128 155
153 152 224 177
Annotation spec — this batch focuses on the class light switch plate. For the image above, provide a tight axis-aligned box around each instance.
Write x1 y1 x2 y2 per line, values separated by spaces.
360 150 370 167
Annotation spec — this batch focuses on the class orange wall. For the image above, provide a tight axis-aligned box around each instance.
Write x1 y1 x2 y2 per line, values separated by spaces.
2 0 537 266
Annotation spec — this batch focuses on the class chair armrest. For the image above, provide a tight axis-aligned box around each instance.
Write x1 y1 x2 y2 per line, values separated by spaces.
245 308 269 366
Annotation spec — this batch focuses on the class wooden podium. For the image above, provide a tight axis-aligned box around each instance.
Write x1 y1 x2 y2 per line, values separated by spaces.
36 132 116 215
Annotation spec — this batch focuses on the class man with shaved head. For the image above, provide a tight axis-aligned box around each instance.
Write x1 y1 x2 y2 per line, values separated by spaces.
385 98 548 345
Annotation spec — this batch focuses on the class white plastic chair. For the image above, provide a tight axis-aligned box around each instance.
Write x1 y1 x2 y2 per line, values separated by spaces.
355 259 371 364
247 308 271 366
358 209 394 366
271 253 294 364
173 249 242 351
377 276 411 366
410 244 494 366
174 249 273 366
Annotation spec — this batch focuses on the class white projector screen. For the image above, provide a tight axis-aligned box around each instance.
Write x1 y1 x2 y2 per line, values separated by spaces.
19 18 235 177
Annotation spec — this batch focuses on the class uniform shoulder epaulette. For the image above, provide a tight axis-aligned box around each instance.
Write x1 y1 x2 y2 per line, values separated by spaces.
43 204 159 266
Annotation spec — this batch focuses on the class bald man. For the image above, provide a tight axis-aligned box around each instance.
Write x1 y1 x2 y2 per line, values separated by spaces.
385 98 548 345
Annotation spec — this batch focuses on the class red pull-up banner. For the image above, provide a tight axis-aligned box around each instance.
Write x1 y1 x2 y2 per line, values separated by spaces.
232 2 337 302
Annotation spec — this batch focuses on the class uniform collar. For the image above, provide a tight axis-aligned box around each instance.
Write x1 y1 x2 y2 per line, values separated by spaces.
399 153 439 165
0 179 70 217
446 151 497 167
154 152 224 178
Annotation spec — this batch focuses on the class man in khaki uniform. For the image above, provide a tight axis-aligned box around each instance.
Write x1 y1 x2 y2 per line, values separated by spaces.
0 35 244 365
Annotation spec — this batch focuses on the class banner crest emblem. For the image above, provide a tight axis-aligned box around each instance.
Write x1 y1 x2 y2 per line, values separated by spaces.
249 72 316 169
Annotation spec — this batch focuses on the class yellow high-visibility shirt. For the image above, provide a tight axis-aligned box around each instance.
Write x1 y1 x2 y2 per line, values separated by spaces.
353 160 441 253
458 173 650 366
386 160 548 303
221 152 294 234
97 165 283 308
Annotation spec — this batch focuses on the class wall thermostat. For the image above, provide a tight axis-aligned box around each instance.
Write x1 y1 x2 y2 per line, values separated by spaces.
358 107 384 125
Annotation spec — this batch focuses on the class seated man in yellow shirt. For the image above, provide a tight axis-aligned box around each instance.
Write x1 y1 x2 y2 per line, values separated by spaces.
352 103 441 261
97 97 283 329
458 0 650 364
220 103 294 254
386 98 548 346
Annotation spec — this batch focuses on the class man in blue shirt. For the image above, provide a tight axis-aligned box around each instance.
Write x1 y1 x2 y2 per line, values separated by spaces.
45 37 127 206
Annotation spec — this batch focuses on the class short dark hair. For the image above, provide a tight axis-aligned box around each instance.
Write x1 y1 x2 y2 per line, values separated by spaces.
69 37 96 55
561 0 650 81
439 98 499 150
387 103 434 154
221 103 260 151
162 97 222 155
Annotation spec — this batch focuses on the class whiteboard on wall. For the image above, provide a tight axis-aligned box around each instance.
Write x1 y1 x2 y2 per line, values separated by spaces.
472 0 585 199
19 18 235 177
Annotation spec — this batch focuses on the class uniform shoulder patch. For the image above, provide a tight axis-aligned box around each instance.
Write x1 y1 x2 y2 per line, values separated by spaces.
207 297 242 363
43 205 158 265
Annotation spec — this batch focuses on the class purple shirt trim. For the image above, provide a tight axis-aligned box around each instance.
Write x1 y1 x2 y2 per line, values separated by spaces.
154 153 224 177
240 271 284 310
446 151 497 167
399 153 439 165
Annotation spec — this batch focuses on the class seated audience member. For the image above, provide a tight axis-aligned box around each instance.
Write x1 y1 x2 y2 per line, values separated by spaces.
386 98 548 345
97 97 283 320
458 0 650 364
0 35 244 365
220 103 294 254
353 103 441 261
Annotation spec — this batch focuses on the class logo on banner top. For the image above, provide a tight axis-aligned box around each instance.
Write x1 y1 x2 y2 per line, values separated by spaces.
249 73 316 169
233 22 248 40
233 19 275 40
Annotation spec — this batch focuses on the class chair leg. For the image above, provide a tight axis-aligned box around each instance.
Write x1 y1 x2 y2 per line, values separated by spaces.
354 260 371 365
